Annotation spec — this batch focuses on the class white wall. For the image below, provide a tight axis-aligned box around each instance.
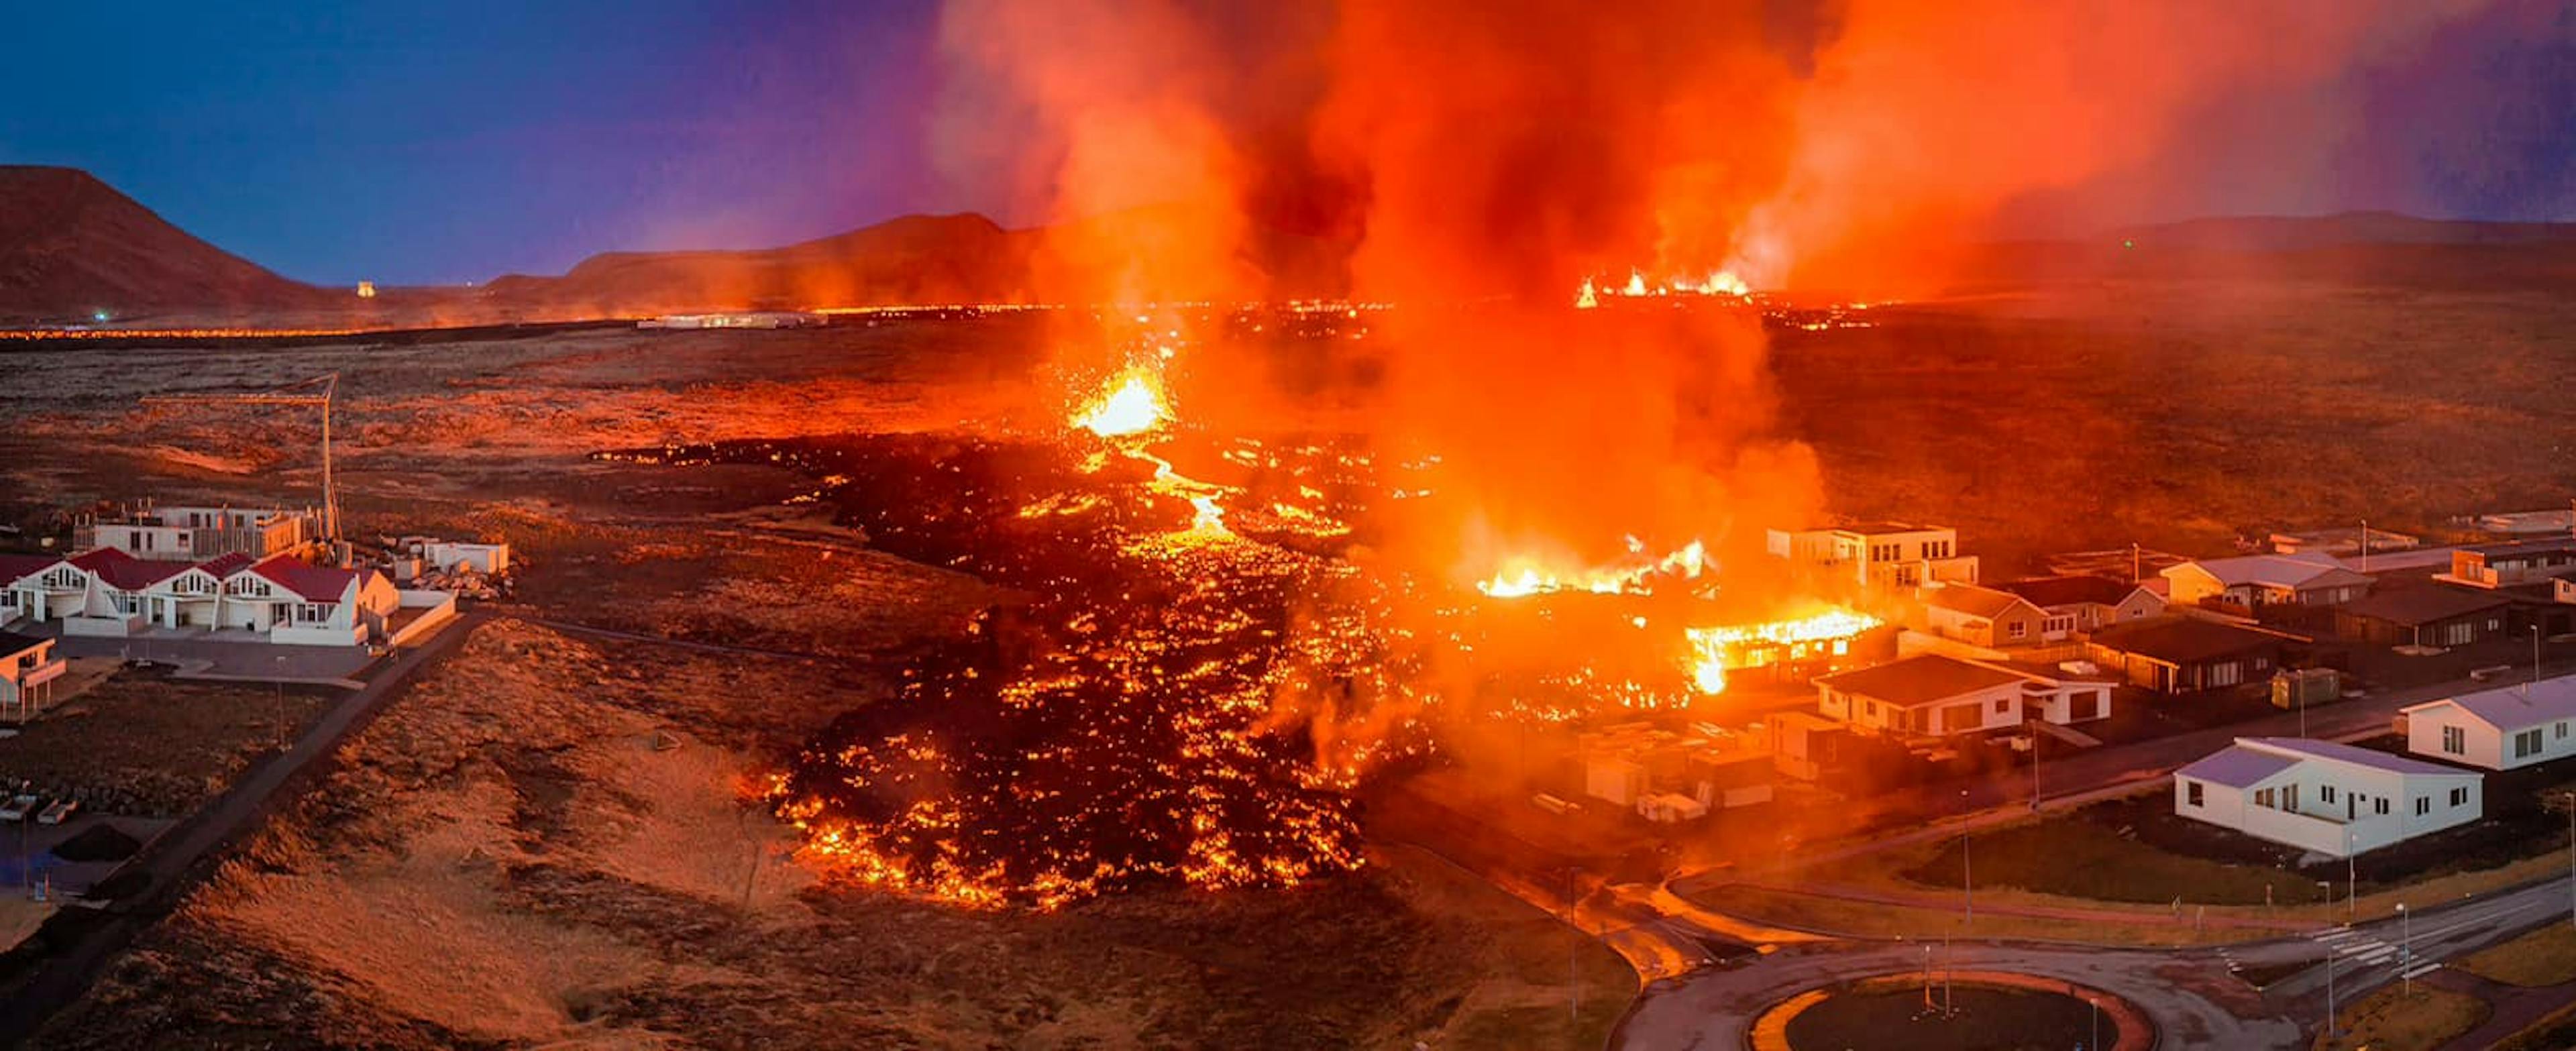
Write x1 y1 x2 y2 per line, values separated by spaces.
2409 704 2576 771
2180 758 2481 857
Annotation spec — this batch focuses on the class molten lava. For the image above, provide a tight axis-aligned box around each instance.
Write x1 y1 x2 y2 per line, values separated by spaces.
1072 364 1172 437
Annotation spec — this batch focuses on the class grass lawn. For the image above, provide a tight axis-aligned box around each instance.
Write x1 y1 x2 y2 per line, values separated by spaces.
2457 922 2576 987
1697 885 2251 948
2316 985 2489 1051
1902 812 2328 906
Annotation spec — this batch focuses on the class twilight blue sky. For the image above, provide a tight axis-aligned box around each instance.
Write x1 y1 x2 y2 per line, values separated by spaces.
2 1 2570 286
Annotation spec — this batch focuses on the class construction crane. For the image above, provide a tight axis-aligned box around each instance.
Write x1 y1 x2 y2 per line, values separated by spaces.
139 372 341 541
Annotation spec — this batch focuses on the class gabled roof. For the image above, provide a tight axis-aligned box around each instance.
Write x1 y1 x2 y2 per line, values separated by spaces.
1815 655 2032 708
1996 575 2146 609
2336 584 2510 627
2176 746 2299 788
1923 584 2037 620
2405 676 2576 732
2239 737 2477 778
2090 616 2288 665
2168 553 2364 590
194 552 254 578
67 548 193 592
242 555 356 602
0 554 63 586
0 630 48 657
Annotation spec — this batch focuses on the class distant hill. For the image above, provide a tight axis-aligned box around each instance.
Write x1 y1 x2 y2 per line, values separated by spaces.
0 166 333 323
483 203 1354 315
2113 211 2576 251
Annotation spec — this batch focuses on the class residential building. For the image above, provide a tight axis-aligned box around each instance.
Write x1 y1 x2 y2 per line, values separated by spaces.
2174 737 2481 857
2088 616 2292 693
2332 585 2511 648
1814 653 2111 738
2436 540 2576 590
2269 526 2419 558
2161 553 2375 610
1994 575 2168 634
1766 522 1978 590
0 548 401 647
1920 584 2053 647
2471 504 2576 537
73 505 319 560
0 631 67 722
408 539 511 575
2402 676 2576 771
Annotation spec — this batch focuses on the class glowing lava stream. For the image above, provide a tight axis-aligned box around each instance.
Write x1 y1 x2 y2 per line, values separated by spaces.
1070 360 1232 538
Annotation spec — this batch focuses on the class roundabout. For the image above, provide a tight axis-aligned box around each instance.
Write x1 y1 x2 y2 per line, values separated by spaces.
1749 969 2151 1051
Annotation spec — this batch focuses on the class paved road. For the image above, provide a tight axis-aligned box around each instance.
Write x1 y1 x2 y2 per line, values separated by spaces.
2236 872 2576 1019
1615 939 2300 1050
0 612 484 1048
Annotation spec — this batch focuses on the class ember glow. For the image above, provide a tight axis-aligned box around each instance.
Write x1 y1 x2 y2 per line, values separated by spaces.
1070 362 1173 438
1474 538 1708 598
1684 608 1884 696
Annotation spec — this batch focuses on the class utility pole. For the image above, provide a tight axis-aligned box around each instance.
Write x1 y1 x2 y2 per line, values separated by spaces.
2319 883 2336 1040
2536 626 2546 695
140 373 342 543
2030 726 2042 811
1960 789 1974 930
2563 793 2574 930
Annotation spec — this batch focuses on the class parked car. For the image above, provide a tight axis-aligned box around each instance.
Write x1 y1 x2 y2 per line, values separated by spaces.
0 794 41 822
37 799 77 826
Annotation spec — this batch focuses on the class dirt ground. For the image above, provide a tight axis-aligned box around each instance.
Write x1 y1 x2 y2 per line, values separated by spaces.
0 667 335 817
30 620 1628 1050
0 280 2567 1045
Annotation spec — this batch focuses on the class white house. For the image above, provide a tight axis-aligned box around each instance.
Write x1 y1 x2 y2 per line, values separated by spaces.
409 539 510 575
0 630 67 722
74 505 318 560
2162 553 2375 610
2402 675 2576 771
1767 522 1979 590
2174 738 2482 858
1815 653 2112 737
225 555 401 647
0 548 402 648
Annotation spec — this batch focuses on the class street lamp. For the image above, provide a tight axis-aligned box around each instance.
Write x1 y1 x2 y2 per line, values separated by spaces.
2319 881 2337 1039
2398 901 2412 995
1960 790 1974 930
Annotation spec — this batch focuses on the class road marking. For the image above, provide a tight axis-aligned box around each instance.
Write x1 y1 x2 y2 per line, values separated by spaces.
2354 947 2396 964
2313 929 2356 943
2402 962 2443 979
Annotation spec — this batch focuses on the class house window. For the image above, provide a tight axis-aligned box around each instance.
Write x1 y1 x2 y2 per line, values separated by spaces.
1994 698 2010 714
2443 726 2465 755
2187 782 2204 807
2560 722 2568 740
2415 797 2429 816
2255 787 2276 809
110 594 139 615
2516 728 2544 759
0 592 14 610
2375 798 2390 816
2322 785 2337 804
2008 620 2028 639
2450 787 2469 807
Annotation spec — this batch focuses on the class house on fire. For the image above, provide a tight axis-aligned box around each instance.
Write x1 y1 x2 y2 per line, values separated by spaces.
2174 737 2482 858
2087 616 2294 693
1814 653 2112 738
2402 675 2576 771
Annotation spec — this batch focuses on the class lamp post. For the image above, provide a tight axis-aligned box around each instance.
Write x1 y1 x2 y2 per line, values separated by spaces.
2398 901 2412 995
1960 791 1974 931
2346 828 2357 926
2319 880 2337 1039
2565 792 2575 929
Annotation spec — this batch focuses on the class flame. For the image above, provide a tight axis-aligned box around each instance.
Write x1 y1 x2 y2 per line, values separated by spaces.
1474 538 1706 598
1574 277 1599 309
1684 608 1882 696
1072 366 1171 437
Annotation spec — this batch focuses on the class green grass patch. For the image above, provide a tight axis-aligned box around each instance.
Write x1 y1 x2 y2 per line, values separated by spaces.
2458 922 2576 987
2316 984 2488 1051
1902 816 2326 906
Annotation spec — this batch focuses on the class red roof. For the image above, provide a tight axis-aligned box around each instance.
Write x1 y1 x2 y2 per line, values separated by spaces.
67 548 192 591
244 554 356 602
0 554 62 585
195 552 254 578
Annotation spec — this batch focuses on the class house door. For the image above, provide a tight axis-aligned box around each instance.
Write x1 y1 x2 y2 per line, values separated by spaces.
2347 795 2356 820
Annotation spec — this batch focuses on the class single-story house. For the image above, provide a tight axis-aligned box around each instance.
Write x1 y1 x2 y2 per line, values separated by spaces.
2087 616 2292 693
0 548 402 647
2174 737 2482 857
2437 540 2576 590
0 630 67 722
1994 575 2167 634
2332 584 2511 648
1815 653 2110 737
229 555 402 646
2402 675 2576 771
2162 553 2375 610
1920 584 2053 647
